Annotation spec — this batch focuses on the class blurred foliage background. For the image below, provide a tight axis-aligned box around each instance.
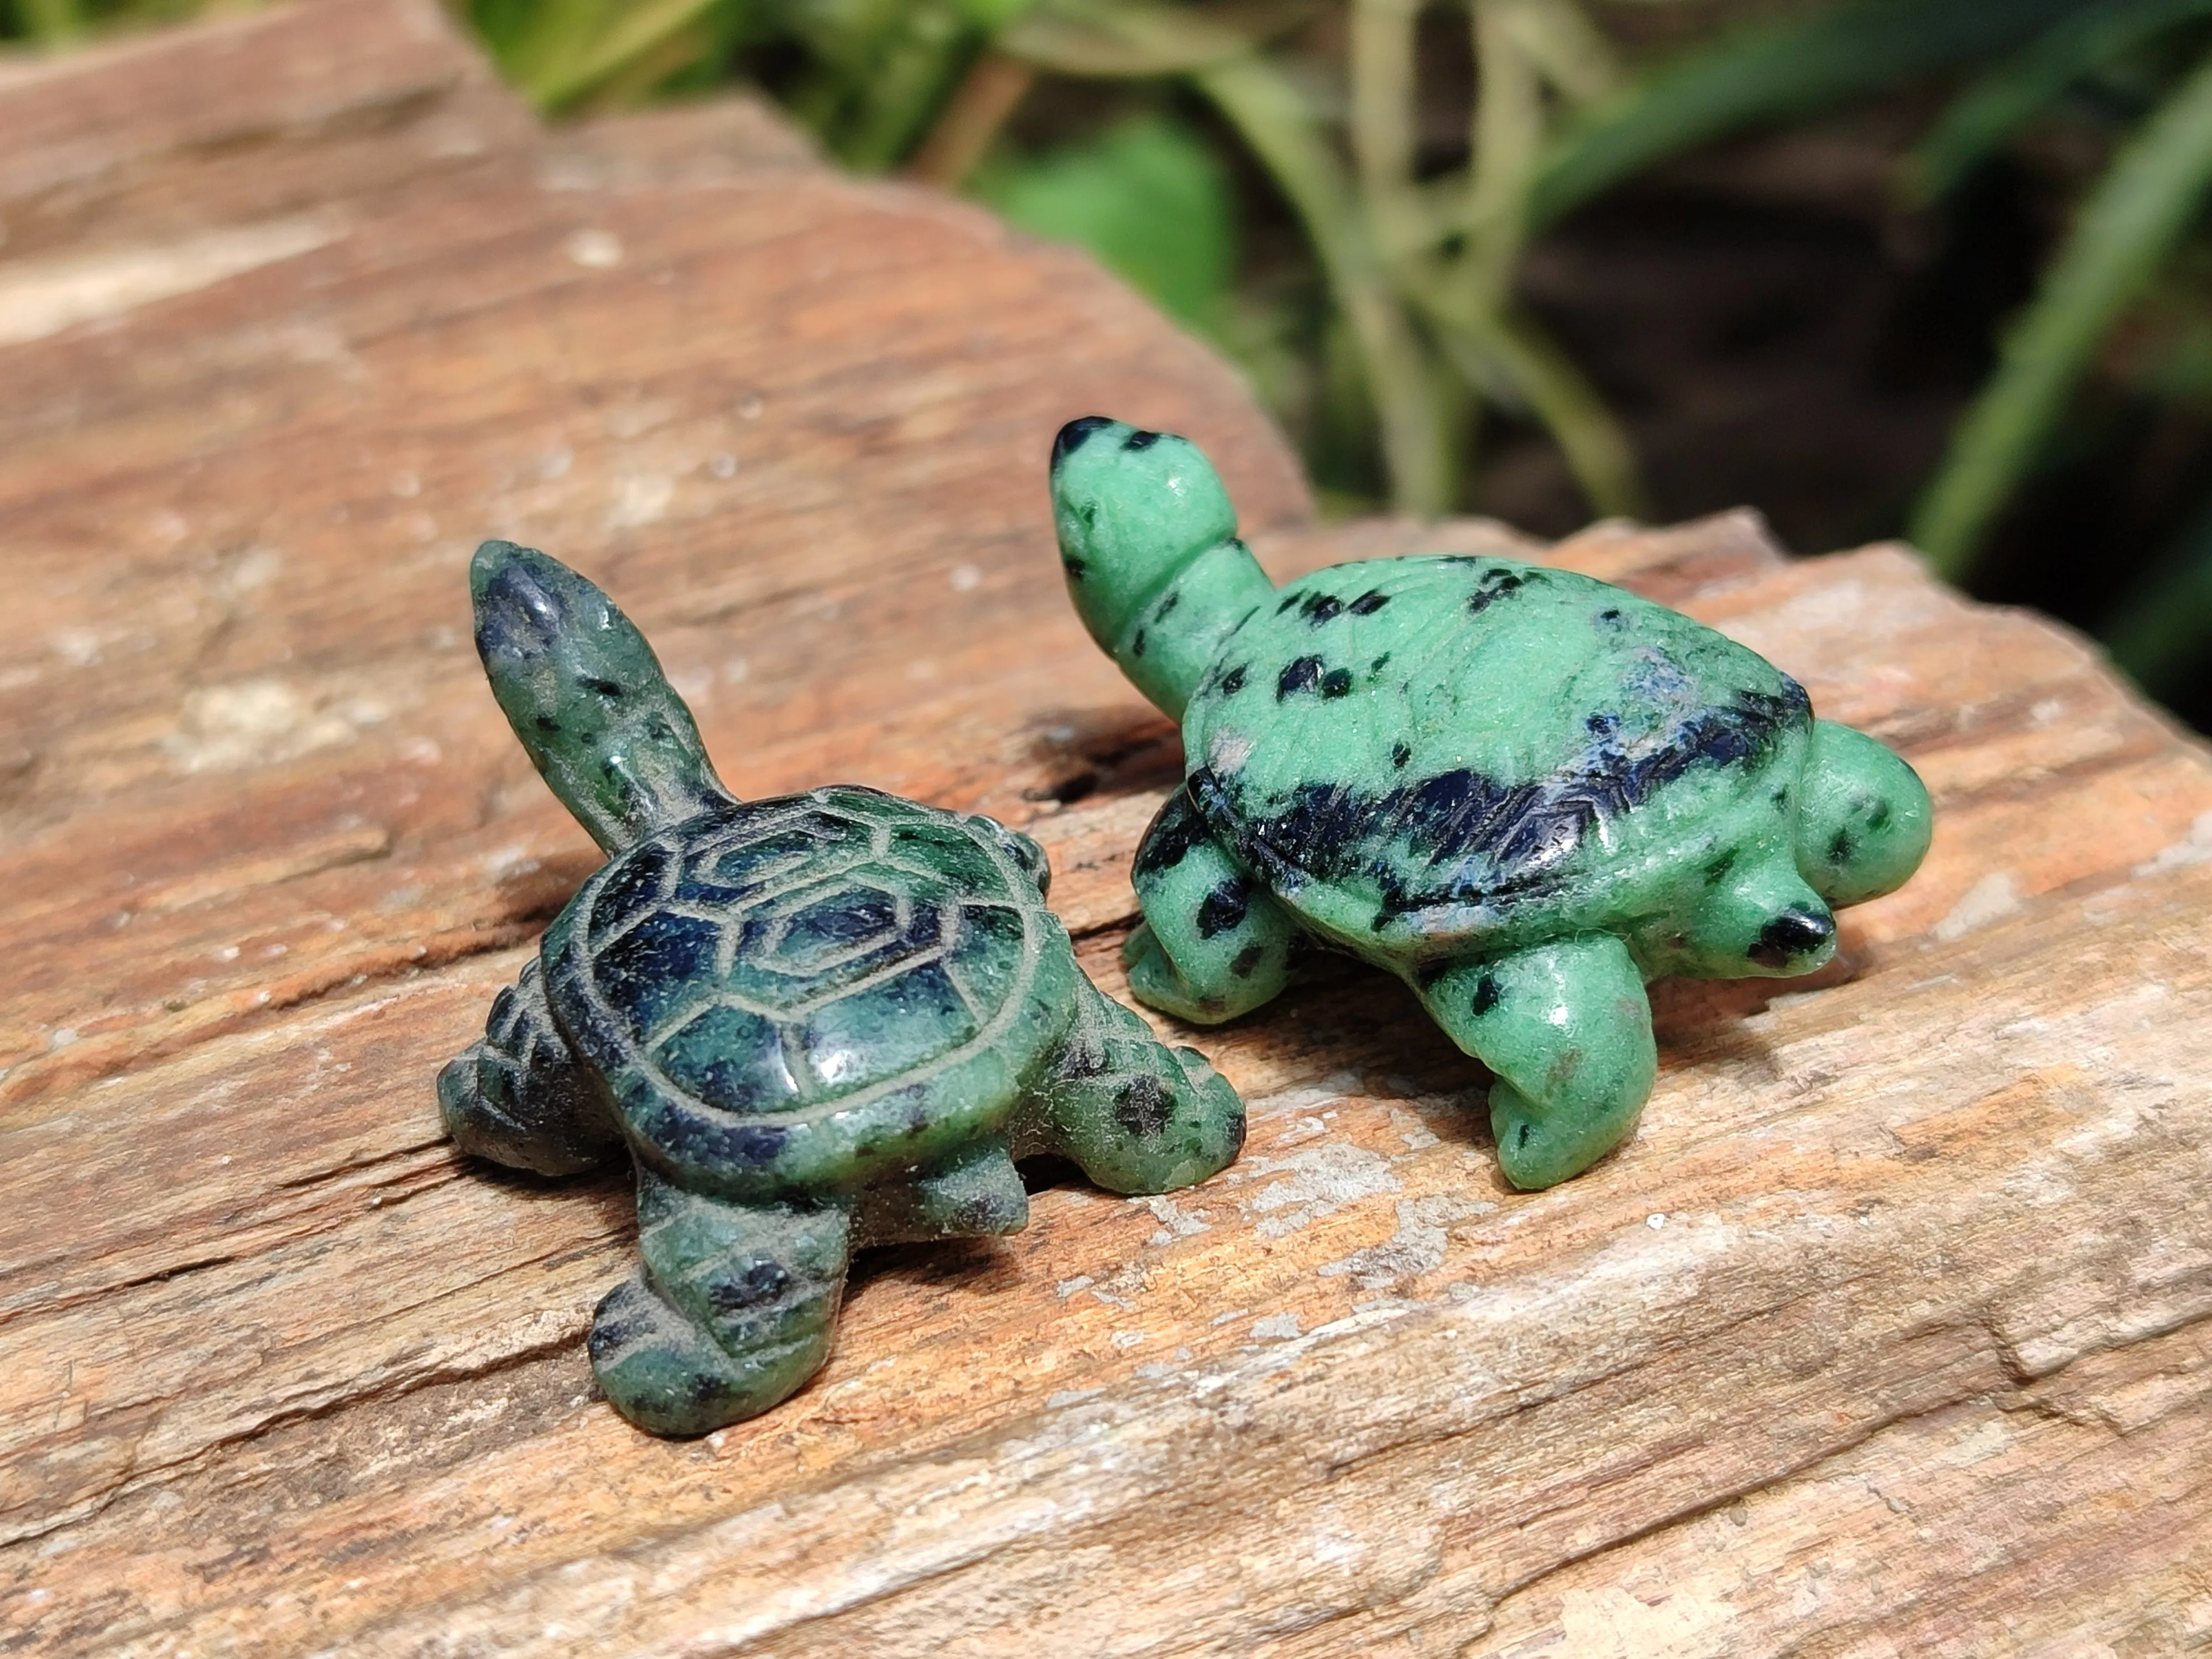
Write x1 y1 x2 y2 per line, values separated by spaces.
6 0 2212 730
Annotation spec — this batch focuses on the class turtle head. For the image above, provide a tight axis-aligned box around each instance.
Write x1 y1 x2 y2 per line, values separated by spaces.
1676 855 1839 980
471 540 731 854
1050 416 1275 721
1793 719 1933 907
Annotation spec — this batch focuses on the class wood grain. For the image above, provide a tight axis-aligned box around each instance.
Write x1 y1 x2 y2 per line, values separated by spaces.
2 5 2206 1654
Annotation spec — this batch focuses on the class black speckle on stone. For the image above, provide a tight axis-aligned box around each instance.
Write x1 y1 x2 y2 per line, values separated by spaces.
579 674 624 698
1196 878 1249 939
1230 943 1265 978
1868 801 1892 831
1062 555 1088 581
1321 668 1353 698
1750 907 1834 968
1061 1038 1108 1080
1703 849 1738 885
1113 1074 1172 1138
1465 568 1531 618
1828 829 1854 865
1517 1121 1532 1148
1370 653 1390 673
1470 973 1501 1017
1276 593 1300 615
1133 787 1211 878
1052 415 1114 467
1772 787 1791 808
534 714 560 733
1123 429 1161 451
474 554 566 662
706 1258 790 1313
1598 607 1623 624
1391 742 1411 769
1219 664 1247 695
589 1312 644 1353
1276 656 1324 699
1189 684 1808 921
1586 712 1619 737
1131 628 1147 658
726 1124 788 1166
1155 590 1181 620
1300 593 1343 626
1349 591 1389 615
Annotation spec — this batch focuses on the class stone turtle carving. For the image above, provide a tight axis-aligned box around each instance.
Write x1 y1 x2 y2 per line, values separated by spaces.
439 541 1244 1436
1051 416 1932 1192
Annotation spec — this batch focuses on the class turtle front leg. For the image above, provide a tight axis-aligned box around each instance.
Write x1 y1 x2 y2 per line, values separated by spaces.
1035 972 1245 1193
1123 786 1298 1024
1415 935 1657 1191
589 1169 853 1437
437 957 622 1176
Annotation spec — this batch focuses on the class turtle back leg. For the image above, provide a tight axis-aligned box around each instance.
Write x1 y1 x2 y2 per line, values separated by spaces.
437 958 623 1176
1031 969 1245 1194
1122 785 1299 1024
1415 935 1657 1191
589 1168 853 1436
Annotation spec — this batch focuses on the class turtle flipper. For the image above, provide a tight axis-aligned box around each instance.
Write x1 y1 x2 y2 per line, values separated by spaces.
589 1171 852 1437
1036 973 1245 1194
1048 417 1275 721
470 540 732 854
437 958 622 1176
1416 936 1657 1191
860 1142 1030 1241
1123 786 1297 1023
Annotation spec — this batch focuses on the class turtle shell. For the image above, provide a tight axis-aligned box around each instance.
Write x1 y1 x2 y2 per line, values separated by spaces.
1181 555 1812 952
540 786 1070 1197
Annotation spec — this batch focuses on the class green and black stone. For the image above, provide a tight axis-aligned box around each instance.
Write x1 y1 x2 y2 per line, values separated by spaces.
1049 418 1933 1192
439 542 1244 1437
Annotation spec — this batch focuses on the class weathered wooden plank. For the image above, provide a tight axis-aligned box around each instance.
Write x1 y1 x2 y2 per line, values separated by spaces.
2 4 2208 1655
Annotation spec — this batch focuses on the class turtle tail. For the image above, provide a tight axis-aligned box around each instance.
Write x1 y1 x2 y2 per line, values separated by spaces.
1049 417 1275 721
470 540 731 853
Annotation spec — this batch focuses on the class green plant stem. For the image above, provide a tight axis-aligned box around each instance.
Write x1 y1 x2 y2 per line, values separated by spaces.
1413 283 1648 518
905 50 1036 185
1197 53 1453 516
1912 48 2212 580
1494 0 1619 112
1349 0 1430 265
1466 0 1543 309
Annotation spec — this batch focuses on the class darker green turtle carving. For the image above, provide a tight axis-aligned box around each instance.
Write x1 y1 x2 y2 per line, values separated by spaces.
439 541 1244 1436
1049 416 1931 1192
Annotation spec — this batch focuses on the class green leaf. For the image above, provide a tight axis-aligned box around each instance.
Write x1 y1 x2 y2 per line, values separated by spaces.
15 0 86 43
1529 0 2104 228
1911 0 2212 201
973 115 1237 332
1196 53 1458 514
954 0 1037 28
1912 48 2212 578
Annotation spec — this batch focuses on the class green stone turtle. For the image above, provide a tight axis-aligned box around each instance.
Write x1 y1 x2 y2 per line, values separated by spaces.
439 540 1243 1436
1049 417 1932 1192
